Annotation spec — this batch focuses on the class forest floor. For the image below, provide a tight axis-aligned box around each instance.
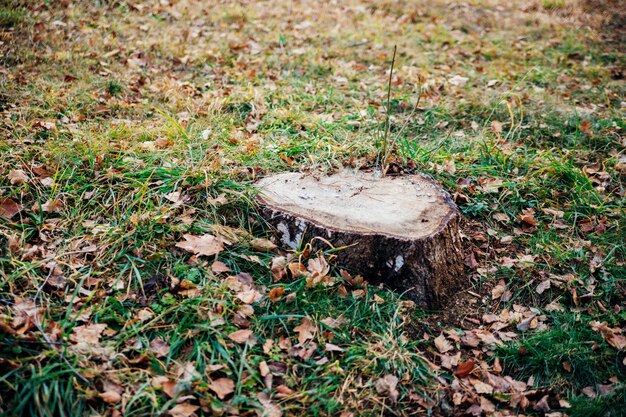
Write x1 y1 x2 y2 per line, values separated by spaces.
0 0 625 416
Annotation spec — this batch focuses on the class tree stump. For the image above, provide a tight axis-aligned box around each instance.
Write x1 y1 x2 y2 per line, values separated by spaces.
256 170 465 308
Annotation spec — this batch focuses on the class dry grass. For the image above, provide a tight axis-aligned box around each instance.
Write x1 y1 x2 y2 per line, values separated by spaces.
1 0 624 416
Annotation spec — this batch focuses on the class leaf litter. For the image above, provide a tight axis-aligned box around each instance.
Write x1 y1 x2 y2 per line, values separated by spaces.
0 0 624 416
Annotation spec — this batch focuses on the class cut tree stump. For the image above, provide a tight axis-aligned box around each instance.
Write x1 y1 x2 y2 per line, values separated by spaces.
256 170 465 308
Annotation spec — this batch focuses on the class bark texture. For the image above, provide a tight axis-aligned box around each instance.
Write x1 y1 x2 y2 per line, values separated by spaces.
256 170 466 308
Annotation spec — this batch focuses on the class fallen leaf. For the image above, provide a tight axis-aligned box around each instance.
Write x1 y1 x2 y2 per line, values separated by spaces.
236 289 263 304
250 237 276 252
228 329 252 344
440 353 460 369
517 208 538 226
176 234 224 257
150 338 170 358
42 199 64 213
493 212 510 223
257 392 282 417
481 396 496 413
70 323 107 345
8 170 29 185
449 75 469 86
534 395 551 412
270 256 288 281
590 321 626 350
579 120 592 134
491 280 507 300
472 380 494 394
307 257 329 276
456 359 475 378
164 191 184 204
100 390 121 404
168 403 199 417
294 317 315 345
269 287 285 302
320 316 347 329
434 334 453 353
211 261 231 274
259 361 270 377
209 378 234 399
325 343 343 352
0 198 22 218
536 279 551 294
375 374 399 403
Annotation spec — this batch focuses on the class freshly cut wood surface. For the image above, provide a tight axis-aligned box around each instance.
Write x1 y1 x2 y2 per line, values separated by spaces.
257 170 466 308
256 170 455 239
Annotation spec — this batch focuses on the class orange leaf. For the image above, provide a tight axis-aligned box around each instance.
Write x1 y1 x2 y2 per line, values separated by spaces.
455 359 475 378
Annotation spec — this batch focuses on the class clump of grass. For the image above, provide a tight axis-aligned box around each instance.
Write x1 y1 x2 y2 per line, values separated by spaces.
568 384 626 417
543 0 566 10
0 7 24 28
498 312 625 390
106 80 123 97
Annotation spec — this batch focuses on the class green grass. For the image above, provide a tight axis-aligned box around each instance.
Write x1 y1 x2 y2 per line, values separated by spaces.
0 0 625 415
498 312 626 390
0 6 24 28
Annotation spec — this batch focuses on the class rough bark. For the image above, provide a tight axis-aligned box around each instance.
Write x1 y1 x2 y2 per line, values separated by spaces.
256 170 466 308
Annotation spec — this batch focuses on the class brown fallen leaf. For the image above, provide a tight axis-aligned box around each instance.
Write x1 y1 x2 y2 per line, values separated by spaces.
536 279 551 294
176 234 224 257
434 334 453 353
491 280 507 300
42 199 64 213
455 359 475 378
259 361 270 377
325 343 343 352
471 379 494 394
8 169 29 185
70 323 107 345
375 374 399 403
168 403 199 417
211 261 231 274
480 396 496 413
517 208 538 226
269 287 285 302
228 329 253 344
306 256 333 287
270 256 288 281
100 390 121 404
209 378 234 399
307 257 330 276
257 392 282 417
100 380 123 404
320 316 347 329
236 289 263 304
493 212 510 223
579 120 592 134
0 198 22 218
150 338 170 358
590 321 626 350
293 317 315 345
250 237 277 252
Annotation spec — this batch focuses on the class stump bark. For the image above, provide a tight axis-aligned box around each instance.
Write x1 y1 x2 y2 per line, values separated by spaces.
256 170 465 308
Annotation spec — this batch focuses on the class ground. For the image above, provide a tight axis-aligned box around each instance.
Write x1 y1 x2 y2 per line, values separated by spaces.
0 0 624 416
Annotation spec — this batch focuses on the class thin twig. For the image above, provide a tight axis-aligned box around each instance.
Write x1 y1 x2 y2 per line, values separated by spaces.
381 45 397 171
382 85 423 172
